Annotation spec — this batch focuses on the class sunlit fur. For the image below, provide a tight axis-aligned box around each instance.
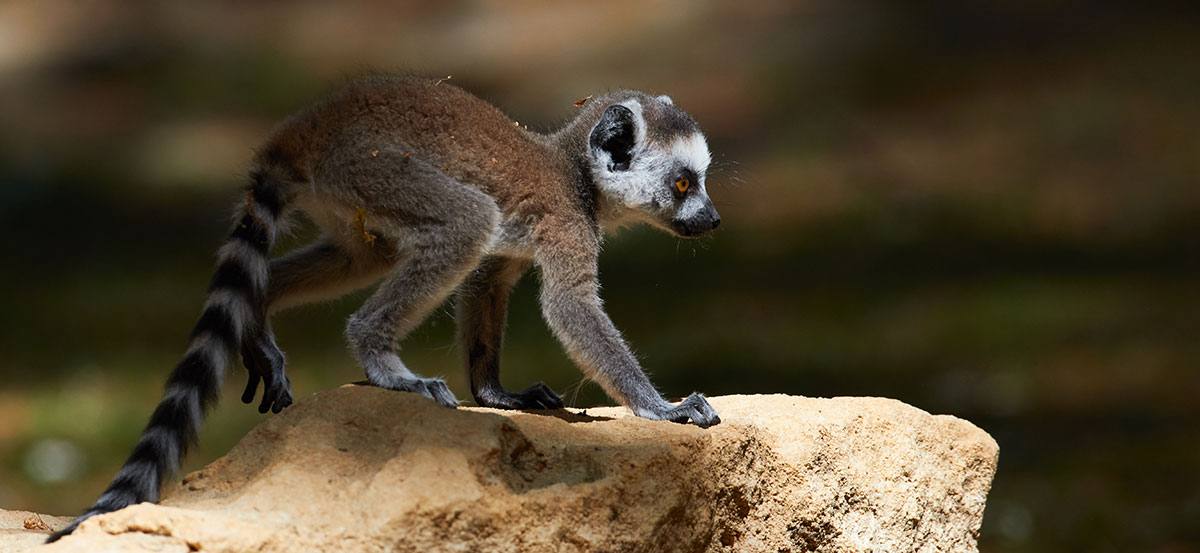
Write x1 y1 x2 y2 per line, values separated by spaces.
589 97 716 236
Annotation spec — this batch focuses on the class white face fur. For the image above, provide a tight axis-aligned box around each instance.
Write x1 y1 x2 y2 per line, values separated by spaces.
589 98 718 237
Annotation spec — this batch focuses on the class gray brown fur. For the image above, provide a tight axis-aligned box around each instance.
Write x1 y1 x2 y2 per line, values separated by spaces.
49 73 721 543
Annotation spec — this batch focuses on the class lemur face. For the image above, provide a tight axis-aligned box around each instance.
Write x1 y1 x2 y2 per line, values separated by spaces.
588 95 720 238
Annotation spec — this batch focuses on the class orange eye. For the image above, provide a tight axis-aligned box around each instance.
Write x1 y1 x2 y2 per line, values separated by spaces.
675 178 690 193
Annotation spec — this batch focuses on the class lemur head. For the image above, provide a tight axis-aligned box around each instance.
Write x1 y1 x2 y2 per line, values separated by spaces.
586 93 720 238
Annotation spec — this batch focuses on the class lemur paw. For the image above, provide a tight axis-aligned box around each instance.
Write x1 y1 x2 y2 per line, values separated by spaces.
240 332 294 414
475 382 565 410
655 392 721 428
371 376 460 408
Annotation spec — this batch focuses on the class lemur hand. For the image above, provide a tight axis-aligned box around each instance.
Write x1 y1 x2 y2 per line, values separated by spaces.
240 330 293 414
641 392 721 428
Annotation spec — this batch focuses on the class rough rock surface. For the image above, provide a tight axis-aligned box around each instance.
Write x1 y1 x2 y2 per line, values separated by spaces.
17 388 998 553
1 511 72 553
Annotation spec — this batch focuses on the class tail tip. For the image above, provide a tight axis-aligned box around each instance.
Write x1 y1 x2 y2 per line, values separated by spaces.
44 510 100 544
45 523 77 544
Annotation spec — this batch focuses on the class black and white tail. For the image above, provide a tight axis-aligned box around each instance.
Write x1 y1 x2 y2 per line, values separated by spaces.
47 170 288 542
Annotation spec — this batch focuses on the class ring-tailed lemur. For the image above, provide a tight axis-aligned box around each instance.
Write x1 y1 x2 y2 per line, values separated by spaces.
48 74 721 542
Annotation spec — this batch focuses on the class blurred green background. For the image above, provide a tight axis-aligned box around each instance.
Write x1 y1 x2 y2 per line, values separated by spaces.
1 1 1197 551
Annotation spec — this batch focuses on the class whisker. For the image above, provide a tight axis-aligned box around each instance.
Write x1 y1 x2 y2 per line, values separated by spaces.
566 377 588 408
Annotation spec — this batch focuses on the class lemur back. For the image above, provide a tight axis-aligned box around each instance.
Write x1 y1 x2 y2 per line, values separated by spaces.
49 74 722 542
265 75 572 214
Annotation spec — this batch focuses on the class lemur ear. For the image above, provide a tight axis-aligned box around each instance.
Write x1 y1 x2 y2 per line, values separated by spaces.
589 104 637 171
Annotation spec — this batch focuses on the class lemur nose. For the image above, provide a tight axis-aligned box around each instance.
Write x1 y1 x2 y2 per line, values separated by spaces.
707 206 721 230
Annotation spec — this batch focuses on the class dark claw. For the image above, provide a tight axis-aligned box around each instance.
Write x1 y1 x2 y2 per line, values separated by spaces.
258 372 293 414
257 380 273 413
258 387 274 414
270 378 293 413
241 372 261 404
521 382 566 410
475 381 565 410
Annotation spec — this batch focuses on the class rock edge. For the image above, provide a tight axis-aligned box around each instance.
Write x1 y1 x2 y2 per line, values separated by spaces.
20 390 998 553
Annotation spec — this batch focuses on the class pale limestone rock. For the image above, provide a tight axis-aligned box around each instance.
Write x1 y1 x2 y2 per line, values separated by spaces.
18 388 997 553
1 511 73 553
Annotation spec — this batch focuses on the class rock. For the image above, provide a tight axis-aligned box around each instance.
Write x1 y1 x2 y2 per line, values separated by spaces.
1 511 73 553
23 388 997 553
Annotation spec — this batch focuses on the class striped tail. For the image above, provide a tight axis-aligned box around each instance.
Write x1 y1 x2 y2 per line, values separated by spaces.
47 171 287 542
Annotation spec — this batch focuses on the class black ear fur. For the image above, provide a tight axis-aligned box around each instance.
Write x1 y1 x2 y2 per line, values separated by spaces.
589 104 637 171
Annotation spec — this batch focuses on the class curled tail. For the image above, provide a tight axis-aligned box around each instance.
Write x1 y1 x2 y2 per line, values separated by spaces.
48 171 289 542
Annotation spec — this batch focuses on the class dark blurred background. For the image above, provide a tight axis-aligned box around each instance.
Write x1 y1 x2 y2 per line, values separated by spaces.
1 1 1197 551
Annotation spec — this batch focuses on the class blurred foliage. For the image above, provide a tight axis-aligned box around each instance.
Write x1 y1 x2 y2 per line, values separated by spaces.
1 1 1198 552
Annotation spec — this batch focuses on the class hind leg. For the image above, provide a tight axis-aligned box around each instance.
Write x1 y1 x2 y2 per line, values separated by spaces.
457 256 564 410
335 153 500 407
267 237 399 314
348 213 499 406
242 237 397 413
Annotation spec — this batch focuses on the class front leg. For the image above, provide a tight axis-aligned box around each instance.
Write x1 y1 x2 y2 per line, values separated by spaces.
534 225 720 427
457 256 564 410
